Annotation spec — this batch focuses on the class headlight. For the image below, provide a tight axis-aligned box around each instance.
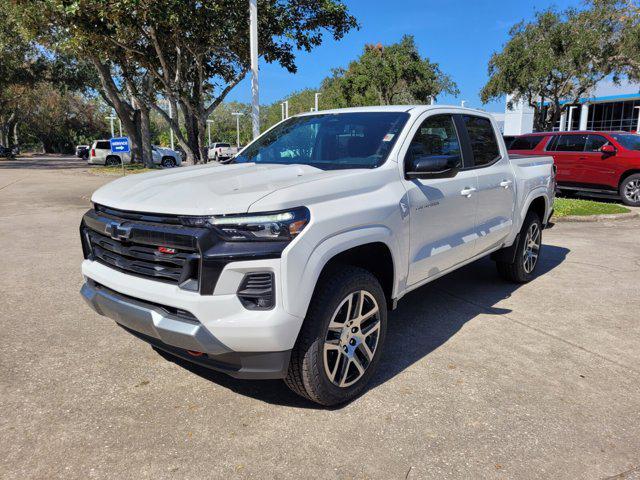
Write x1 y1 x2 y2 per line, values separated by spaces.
181 207 310 241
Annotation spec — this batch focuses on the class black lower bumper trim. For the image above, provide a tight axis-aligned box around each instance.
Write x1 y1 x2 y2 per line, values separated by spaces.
122 326 292 380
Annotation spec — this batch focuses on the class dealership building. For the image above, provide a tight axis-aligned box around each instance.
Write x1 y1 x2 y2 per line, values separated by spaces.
502 79 640 135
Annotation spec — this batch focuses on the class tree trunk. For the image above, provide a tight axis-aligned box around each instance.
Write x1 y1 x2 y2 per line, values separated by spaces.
197 113 209 163
140 104 154 167
181 104 202 164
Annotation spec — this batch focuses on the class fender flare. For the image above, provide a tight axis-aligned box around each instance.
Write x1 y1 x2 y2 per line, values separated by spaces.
282 225 400 319
519 187 550 225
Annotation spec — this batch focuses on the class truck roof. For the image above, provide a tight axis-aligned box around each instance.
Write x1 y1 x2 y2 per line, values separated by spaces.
297 105 494 117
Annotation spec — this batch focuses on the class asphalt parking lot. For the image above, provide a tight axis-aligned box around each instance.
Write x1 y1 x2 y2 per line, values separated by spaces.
1 156 639 479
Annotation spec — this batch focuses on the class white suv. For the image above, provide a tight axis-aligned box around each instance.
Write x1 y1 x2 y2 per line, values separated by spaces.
87 140 182 167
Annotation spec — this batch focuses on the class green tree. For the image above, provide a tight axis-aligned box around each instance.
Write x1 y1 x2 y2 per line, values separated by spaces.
321 35 458 107
15 82 110 152
24 0 358 163
480 1 636 131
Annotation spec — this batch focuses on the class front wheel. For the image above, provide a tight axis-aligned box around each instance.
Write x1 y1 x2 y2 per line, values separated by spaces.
285 266 387 406
620 174 640 207
496 210 542 283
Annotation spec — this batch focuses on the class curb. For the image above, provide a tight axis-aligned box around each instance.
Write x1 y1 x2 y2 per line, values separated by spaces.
553 211 639 223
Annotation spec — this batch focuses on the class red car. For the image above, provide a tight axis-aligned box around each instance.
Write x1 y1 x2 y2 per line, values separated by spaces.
508 131 640 206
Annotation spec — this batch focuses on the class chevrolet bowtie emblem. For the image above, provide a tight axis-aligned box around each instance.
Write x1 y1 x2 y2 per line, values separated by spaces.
105 221 133 241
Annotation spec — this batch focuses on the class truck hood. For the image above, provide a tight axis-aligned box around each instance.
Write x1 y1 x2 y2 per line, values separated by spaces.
91 162 344 215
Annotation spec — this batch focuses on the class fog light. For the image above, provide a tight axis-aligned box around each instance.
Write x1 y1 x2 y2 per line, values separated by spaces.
237 272 275 310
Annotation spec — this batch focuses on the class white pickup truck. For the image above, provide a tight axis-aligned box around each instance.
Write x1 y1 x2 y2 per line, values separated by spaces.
207 142 238 163
80 106 555 405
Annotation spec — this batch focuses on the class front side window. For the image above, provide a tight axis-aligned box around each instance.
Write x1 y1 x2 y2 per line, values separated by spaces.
611 133 640 151
584 135 609 152
406 114 462 164
234 112 409 170
461 115 500 166
550 134 588 152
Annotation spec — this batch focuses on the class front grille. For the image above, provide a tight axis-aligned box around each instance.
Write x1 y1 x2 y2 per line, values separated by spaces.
86 229 198 285
82 208 201 289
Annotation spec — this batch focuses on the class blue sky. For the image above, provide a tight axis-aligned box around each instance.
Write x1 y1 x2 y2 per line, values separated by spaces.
226 0 581 113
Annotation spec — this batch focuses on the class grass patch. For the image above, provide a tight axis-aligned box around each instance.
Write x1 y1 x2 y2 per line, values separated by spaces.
553 197 630 217
90 164 158 176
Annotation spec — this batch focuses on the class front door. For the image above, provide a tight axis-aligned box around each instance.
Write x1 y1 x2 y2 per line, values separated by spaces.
401 113 478 285
576 134 619 189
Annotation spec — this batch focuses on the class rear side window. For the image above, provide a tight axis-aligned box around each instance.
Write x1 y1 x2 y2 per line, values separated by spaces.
461 115 500 166
548 135 588 152
509 135 543 150
584 135 609 152
95 141 111 150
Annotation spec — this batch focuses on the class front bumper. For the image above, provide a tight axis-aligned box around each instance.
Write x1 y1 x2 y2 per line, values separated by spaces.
81 279 291 379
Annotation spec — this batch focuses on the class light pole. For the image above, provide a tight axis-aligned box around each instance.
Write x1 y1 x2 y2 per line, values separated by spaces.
567 105 578 131
314 92 321 112
460 100 467 108
249 0 259 139
231 112 244 148
634 106 640 132
118 119 122 137
106 113 116 138
206 119 214 145
280 101 289 120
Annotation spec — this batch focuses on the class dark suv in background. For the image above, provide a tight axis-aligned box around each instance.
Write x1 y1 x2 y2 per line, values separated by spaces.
508 131 640 206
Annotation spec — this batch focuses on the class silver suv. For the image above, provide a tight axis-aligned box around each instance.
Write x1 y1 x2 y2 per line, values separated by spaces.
87 140 182 167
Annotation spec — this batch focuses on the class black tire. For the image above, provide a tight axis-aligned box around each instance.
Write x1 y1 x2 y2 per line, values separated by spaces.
105 156 121 166
284 266 387 406
496 210 542 283
619 173 640 207
161 157 176 168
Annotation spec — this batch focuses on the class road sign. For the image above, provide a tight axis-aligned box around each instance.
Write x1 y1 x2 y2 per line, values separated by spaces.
110 137 130 154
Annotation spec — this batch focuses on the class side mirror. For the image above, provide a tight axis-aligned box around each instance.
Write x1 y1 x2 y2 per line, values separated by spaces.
601 144 616 155
405 154 461 179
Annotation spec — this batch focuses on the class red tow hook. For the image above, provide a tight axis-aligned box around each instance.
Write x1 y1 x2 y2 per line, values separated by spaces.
186 350 204 357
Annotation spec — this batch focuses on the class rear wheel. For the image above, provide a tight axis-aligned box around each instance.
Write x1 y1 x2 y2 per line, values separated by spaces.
496 210 542 283
285 266 387 406
105 156 121 166
620 174 640 207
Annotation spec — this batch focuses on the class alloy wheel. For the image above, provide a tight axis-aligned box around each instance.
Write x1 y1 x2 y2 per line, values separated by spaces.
523 222 541 274
323 290 381 388
624 179 640 203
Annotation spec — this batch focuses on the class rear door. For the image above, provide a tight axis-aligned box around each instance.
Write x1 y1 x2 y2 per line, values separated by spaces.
460 115 516 254
547 134 588 185
400 113 479 285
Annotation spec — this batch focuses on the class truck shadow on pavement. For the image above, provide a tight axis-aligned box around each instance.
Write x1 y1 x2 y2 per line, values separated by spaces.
155 244 570 409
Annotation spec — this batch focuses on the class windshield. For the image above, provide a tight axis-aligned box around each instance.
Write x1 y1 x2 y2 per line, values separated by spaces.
234 112 409 170
611 133 640 151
